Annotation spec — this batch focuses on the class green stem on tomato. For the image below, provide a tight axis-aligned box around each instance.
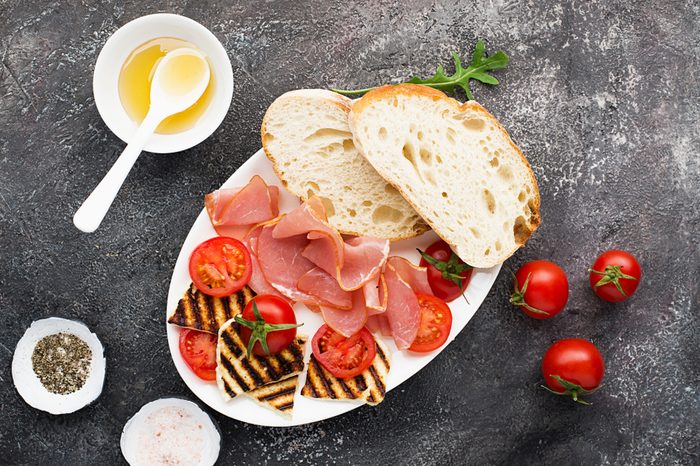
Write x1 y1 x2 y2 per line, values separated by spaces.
509 272 549 316
589 265 638 297
235 301 302 357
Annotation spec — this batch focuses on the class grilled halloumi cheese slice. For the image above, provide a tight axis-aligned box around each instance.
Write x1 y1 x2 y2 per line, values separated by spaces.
246 375 299 416
168 283 255 334
217 318 306 400
301 339 390 405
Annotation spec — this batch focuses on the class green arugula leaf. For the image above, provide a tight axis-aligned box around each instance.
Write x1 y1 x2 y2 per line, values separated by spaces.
332 40 509 100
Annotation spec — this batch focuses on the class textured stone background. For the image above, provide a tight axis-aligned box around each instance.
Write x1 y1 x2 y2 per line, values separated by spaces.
1 0 698 464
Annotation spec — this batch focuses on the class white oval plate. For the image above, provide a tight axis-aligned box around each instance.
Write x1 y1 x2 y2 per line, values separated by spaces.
166 149 501 427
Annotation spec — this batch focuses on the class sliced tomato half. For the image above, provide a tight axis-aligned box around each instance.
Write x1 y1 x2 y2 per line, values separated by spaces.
311 324 376 379
179 329 217 381
189 237 252 297
408 293 453 353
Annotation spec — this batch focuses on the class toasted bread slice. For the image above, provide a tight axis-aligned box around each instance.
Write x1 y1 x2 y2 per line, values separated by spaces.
216 318 306 400
349 84 540 267
168 283 255 334
261 89 428 240
301 339 390 405
246 375 299 416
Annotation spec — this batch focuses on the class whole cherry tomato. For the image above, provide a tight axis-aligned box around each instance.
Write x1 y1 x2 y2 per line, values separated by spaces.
510 260 569 319
418 240 473 302
589 250 641 302
541 338 605 405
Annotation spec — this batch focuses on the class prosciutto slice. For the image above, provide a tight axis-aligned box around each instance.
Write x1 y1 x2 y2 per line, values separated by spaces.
242 225 289 300
274 197 344 274
272 196 389 291
243 195 402 342
382 257 431 350
297 267 352 310
363 273 388 315
335 237 390 291
321 290 368 337
256 225 318 303
367 315 393 337
383 264 421 349
385 256 432 295
301 233 389 291
205 175 280 239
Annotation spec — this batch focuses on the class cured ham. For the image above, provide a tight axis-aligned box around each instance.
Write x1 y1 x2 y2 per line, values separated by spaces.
363 273 387 315
383 263 422 350
273 197 345 280
242 225 289 301
381 257 431 350
300 234 389 291
205 175 280 239
297 268 352 310
320 290 368 337
256 225 318 303
385 256 432 295
269 196 389 292
367 315 393 337
334 236 390 291
210 183 430 351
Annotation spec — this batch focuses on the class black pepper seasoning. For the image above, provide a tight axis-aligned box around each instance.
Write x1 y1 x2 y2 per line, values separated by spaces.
31 333 92 394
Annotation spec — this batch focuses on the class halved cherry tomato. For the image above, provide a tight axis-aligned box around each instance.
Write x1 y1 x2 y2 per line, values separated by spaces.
312 324 376 379
589 250 641 302
418 240 473 302
541 338 605 405
238 295 300 356
409 293 453 352
189 237 252 297
510 260 568 319
179 329 217 381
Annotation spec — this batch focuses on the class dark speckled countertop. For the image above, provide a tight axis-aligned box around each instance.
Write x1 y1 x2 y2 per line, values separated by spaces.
1 1 698 465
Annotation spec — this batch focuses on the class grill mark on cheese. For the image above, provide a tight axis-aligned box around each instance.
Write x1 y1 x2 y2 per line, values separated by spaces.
239 374 300 415
240 356 266 387
257 384 296 401
287 342 304 363
369 364 384 399
372 367 386 396
354 374 368 392
217 320 306 409
223 379 237 398
309 356 336 399
221 327 244 359
376 342 389 368
338 378 354 398
196 291 209 329
236 290 247 315
168 283 255 334
258 355 279 380
220 356 249 391
277 402 294 412
302 340 390 405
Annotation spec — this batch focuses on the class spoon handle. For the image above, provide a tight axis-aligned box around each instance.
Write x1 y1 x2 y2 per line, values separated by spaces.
73 114 162 233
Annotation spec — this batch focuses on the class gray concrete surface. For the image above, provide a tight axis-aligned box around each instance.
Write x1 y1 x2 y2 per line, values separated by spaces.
1 0 698 464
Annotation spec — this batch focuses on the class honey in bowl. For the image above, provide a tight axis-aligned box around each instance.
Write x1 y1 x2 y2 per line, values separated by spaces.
118 37 214 134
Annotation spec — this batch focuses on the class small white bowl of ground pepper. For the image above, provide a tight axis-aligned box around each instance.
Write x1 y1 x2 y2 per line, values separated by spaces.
12 317 106 414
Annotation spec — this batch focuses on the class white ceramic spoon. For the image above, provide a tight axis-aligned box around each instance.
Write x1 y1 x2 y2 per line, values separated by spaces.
73 47 210 233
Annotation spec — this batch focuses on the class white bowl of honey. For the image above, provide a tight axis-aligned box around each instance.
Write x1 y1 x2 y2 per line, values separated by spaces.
93 14 233 153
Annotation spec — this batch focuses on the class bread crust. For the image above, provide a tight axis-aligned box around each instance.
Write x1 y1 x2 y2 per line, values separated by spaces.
261 89 428 241
349 84 541 267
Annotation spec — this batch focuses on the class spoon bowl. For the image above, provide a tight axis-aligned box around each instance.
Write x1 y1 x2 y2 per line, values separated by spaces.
149 48 211 120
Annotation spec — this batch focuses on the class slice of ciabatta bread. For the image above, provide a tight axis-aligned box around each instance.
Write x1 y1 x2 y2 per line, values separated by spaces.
349 84 540 267
261 89 428 240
